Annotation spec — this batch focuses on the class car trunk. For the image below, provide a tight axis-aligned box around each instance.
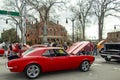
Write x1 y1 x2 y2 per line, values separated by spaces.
66 41 90 55
8 55 20 60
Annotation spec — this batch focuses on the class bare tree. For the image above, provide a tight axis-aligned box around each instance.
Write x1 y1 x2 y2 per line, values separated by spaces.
26 0 67 43
2 0 29 42
74 21 82 42
93 0 120 41
69 0 94 40
26 0 66 22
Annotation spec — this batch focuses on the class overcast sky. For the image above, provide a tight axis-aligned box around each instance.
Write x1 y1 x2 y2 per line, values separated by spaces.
0 0 120 40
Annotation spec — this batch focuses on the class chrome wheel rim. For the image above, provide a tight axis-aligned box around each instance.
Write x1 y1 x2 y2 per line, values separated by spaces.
81 61 90 71
27 65 40 78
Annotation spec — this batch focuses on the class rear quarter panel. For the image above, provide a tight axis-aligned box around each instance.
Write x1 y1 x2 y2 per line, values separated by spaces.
7 57 42 72
67 55 95 69
76 55 95 65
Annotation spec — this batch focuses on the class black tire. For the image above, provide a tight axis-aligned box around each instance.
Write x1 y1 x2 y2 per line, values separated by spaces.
105 58 111 62
80 61 90 72
24 64 41 79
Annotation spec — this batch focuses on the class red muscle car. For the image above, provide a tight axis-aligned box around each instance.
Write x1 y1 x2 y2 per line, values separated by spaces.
6 47 95 79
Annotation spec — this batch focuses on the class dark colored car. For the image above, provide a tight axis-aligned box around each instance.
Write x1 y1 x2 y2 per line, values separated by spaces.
99 43 120 61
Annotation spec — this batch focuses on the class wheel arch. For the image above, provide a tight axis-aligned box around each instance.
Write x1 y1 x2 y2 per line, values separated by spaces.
78 59 91 72
80 59 90 65
23 62 42 73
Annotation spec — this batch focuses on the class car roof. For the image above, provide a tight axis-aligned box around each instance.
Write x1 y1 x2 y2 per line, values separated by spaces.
31 44 48 48
23 47 64 56
33 47 64 50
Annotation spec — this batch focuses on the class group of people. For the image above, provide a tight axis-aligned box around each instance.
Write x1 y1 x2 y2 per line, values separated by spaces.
48 41 98 56
2 42 30 60
48 40 98 56
48 41 69 50
1 41 98 60
78 43 98 56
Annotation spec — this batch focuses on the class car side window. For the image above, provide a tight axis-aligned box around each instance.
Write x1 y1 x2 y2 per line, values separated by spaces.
49 49 56 57
54 49 68 56
42 50 51 57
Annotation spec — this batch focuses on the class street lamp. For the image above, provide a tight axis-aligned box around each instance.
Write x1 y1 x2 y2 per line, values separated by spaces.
114 25 120 40
114 25 120 32
6 19 19 42
66 18 75 43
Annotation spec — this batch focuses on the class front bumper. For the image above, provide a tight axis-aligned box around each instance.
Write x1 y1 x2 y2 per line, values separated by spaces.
101 54 120 59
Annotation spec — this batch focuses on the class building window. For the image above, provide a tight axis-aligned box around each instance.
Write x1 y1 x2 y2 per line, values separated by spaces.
117 34 119 38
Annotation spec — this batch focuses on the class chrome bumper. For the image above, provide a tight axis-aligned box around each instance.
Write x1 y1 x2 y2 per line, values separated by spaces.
5 61 14 69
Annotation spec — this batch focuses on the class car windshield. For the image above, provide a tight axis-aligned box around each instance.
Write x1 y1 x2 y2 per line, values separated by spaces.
22 47 35 56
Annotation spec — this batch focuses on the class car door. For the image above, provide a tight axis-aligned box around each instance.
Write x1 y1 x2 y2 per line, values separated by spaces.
42 49 73 71
41 49 68 71
41 49 56 72
50 49 71 71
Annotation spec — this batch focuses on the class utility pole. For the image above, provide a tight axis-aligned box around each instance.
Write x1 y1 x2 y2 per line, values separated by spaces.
22 0 27 44
43 20 48 44
72 19 75 43
16 23 18 41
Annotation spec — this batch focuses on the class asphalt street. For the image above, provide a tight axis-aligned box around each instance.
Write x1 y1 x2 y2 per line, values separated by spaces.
0 55 120 80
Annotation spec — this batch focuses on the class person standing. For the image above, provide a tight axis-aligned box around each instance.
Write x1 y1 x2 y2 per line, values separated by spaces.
9 43 13 56
93 44 98 56
52 40 57 47
3 43 8 57
63 42 68 50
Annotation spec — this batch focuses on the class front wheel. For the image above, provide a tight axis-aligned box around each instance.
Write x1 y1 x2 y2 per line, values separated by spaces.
105 58 111 62
24 64 41 79
80 61 90 72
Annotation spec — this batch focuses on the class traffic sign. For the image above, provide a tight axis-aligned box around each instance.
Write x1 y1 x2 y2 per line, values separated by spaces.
0 10 20 16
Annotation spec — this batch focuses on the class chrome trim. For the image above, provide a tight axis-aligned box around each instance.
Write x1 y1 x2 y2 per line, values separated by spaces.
101 54 120 57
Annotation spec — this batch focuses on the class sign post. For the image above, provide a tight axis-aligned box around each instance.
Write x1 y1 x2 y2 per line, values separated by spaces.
0 10 20 16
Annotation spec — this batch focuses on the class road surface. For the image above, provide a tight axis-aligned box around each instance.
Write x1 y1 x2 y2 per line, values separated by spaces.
0 56 120 80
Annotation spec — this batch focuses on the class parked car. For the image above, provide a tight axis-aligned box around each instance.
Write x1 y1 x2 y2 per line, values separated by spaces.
6 47 95 79
97 39 107 50
0 43 5 56
99 43 120 61
0 48 5 56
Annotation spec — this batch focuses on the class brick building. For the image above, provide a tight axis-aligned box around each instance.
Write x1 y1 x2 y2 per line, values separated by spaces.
26 21 67 45
107 31 120 42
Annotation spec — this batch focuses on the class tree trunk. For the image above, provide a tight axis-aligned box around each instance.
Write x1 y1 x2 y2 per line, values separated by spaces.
98 20 103 41
98 23 102 41
83 26 85 41
82 20 86 41
98 15 104 41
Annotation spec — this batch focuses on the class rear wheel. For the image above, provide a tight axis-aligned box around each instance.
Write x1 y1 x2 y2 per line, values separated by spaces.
80 61 90 72
24 64 41 79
